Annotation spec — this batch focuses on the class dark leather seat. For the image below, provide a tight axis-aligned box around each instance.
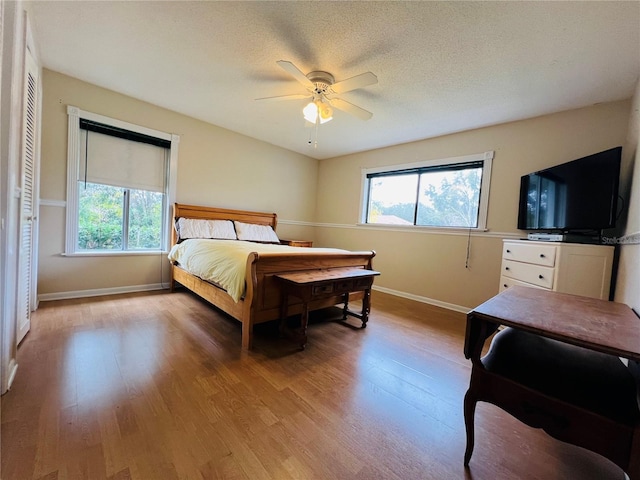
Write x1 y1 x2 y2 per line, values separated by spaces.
482 327 640 425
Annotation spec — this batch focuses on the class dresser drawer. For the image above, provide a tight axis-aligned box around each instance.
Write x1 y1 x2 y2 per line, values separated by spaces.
499 275 549 292
354 277 374 289
502 259 554 289
333 280 354 294
503 242 556 267
312 283 334 296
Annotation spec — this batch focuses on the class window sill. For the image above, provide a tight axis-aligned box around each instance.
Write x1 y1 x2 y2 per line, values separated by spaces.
355 223 489 234
62 250 169 257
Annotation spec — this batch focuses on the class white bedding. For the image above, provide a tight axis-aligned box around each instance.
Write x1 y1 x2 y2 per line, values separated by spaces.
168 239 348 302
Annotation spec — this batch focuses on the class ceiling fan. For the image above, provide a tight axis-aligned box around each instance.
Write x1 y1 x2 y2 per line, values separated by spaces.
256 60 378 123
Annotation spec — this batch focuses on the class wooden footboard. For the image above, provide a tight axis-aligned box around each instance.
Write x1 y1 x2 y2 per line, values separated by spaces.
169 203 376 349
241 250 375 348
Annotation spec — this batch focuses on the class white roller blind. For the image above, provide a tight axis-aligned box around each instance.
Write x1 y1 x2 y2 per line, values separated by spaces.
78 129 167 192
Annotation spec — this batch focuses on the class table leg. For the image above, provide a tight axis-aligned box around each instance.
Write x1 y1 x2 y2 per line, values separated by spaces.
361 288 372 328
299 302 309 350
463 388 477 466
342 292 349 320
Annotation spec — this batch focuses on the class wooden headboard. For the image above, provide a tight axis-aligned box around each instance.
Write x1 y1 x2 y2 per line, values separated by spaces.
171 203 278 246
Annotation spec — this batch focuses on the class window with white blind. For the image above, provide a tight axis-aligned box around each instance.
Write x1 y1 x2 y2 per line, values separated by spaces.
65 107 179 255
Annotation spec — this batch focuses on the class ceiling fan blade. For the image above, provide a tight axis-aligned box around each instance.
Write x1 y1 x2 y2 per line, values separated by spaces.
330 72 378 94
255 93 310 102
276 60 314 89
330 97 373 121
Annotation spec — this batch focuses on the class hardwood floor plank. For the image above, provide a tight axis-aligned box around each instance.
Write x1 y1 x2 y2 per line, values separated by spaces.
32 398 60 479
1 290 627 479
212 420 273 480
96 408 129 478
107 467 131 480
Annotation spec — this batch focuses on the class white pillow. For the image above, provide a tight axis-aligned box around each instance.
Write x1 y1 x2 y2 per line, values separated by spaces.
234 221 280 243
176 218 237 240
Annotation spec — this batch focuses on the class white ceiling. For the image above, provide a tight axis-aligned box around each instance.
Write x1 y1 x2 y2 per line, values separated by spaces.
27 1 640 160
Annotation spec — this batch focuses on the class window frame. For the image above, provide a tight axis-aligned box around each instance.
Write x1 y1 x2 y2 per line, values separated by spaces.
359 151 494 231
65 106 179 256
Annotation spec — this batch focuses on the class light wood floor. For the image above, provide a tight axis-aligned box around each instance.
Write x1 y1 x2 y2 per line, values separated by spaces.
1 290 625 479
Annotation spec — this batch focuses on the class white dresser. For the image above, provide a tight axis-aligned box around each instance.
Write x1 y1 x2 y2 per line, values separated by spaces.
499 239 615 300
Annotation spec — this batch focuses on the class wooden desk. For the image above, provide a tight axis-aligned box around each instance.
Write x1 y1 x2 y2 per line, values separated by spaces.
275 267 380 349
465 285 640 362
464 286 640 478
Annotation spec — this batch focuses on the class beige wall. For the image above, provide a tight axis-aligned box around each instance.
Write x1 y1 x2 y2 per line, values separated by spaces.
615 77 640 312
38 69 636 310
38 70 318 296
316 101 631 309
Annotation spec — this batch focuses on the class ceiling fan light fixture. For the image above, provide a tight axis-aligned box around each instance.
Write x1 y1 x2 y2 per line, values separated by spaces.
318 101 333 123
303 101 318 123
303 98 333 124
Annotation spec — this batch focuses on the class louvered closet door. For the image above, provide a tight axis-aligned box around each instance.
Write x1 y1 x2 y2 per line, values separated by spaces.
16 48 38 345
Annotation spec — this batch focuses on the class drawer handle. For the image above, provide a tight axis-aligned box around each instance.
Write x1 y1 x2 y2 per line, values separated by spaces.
506 249 511 253
540 254 545 258
503 284 508 288
505 267 509 271
538 274 544 279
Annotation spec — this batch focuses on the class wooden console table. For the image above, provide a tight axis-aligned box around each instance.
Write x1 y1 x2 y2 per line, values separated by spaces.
275 267 380 349
464 286 640 479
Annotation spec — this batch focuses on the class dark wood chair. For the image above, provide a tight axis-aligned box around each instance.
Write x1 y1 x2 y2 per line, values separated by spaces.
464 325 640 479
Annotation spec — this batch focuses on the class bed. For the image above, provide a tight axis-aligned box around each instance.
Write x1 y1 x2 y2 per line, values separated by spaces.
169 203 377 349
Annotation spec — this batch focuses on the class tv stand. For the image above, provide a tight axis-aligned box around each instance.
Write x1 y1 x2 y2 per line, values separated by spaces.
500 239 614 300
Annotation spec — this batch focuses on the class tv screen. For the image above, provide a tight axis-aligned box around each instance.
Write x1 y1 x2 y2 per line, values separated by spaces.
517 147 621 232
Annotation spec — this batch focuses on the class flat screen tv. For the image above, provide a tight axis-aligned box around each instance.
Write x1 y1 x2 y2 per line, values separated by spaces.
517 147 621 233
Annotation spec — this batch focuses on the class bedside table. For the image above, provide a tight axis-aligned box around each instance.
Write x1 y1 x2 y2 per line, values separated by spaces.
279 239 313 248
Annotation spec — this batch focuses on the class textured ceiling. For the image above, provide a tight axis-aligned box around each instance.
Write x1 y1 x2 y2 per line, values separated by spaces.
27 1 640 160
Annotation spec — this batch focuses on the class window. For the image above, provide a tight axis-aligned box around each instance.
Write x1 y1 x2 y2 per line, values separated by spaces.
66 107 179 255
361 151 493 230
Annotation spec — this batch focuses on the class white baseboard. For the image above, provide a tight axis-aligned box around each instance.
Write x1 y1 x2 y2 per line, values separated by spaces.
37 282 469 315
372 285 471 313
4 359 18 394
38 283 167 302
